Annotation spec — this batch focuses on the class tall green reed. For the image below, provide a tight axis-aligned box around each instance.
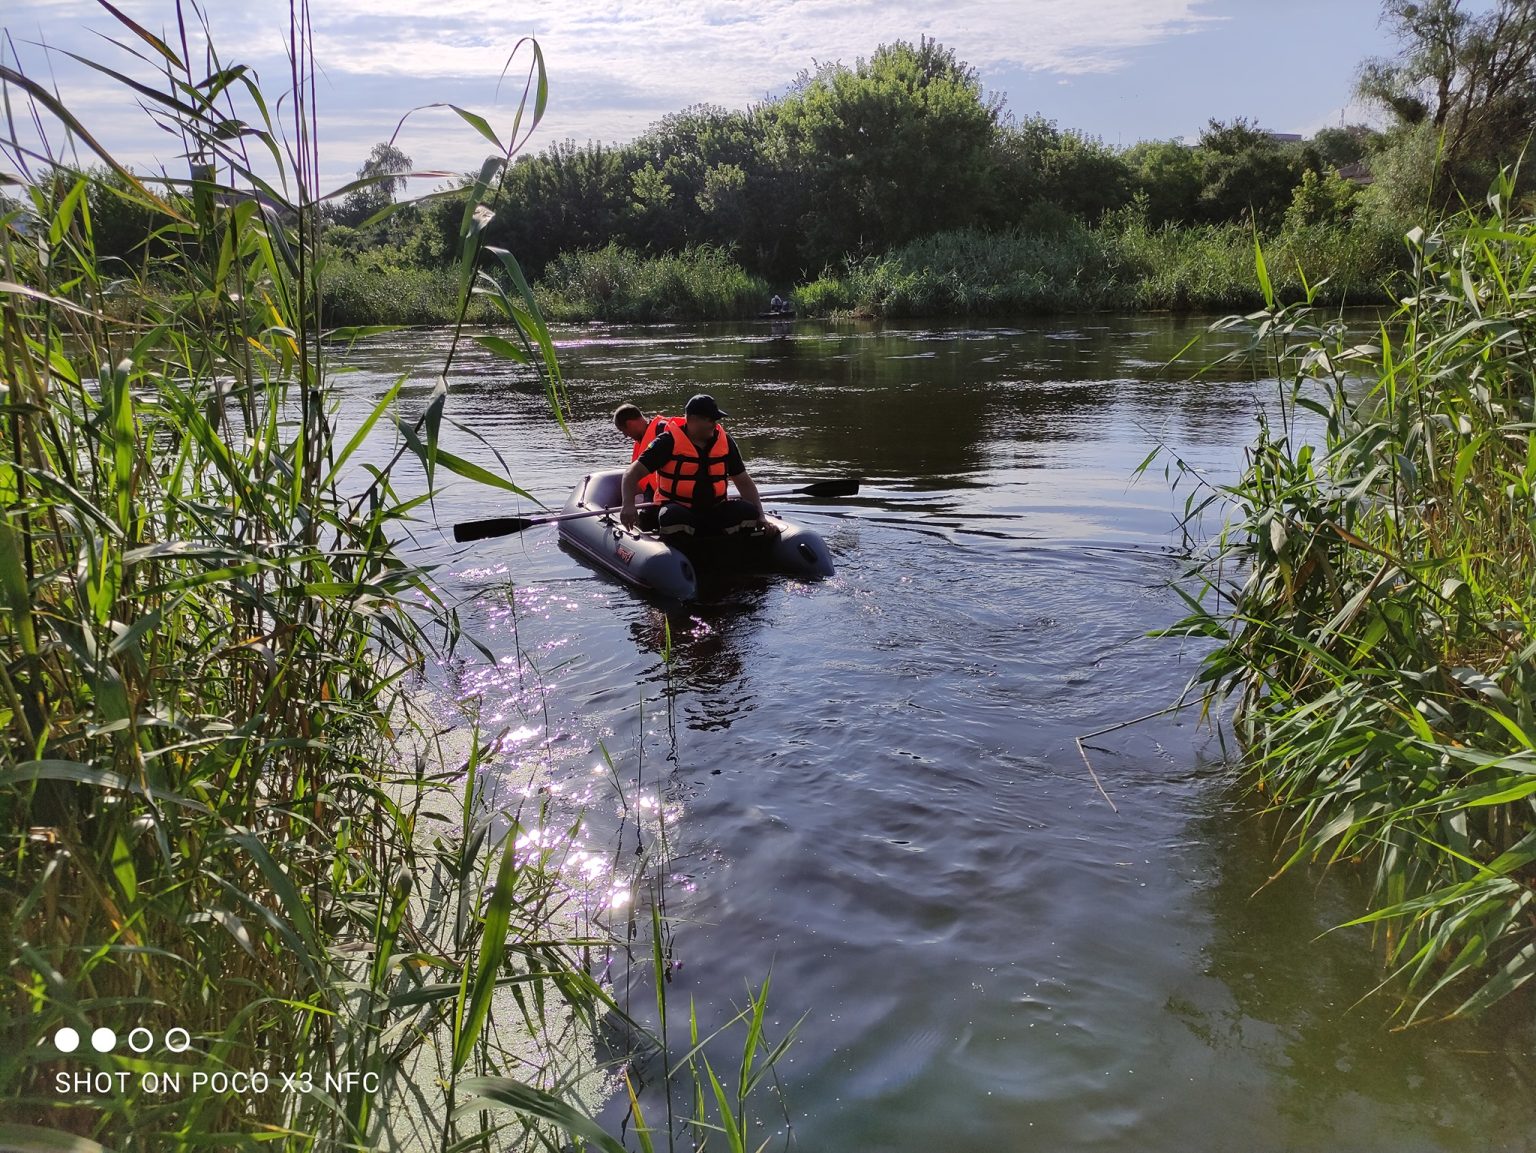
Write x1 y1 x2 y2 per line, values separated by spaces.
0 4 641 1148
2 7 799 1148
1157 173 1536 1022
789 216 1404 320
535 244 771 323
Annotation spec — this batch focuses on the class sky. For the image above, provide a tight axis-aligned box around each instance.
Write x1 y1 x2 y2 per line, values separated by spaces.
1 1 1419 195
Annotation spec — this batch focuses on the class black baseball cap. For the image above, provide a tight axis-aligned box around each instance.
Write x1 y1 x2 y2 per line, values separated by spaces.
684 394 728 419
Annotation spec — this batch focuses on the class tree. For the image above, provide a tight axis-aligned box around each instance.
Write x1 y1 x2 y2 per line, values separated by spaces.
771 38 1003 266
483 140 629 274
1284 167 1362 230
1307 124 1381 171
986 117 1133 225
623 104 760 248
1123 139 1203 225
627 161 675 240
1036 130 1134 221
1358 0 1536 202
82 166 176 264
335 141 413 226
986 115 1059 219
696 162 750 241
1192 119 1305 226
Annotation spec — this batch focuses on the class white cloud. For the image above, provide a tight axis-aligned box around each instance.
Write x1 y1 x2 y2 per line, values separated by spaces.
304 0 1217 84
4 0 1220 187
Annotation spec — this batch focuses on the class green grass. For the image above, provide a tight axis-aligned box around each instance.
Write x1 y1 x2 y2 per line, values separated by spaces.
536 243 772 322
322 249 495 326
807 215 1406 319
1156 173 1536 1022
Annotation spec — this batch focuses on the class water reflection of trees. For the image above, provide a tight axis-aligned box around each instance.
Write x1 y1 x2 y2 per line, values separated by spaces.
1174 783 1536 1146
337 316 1375 499
715 317 1280 482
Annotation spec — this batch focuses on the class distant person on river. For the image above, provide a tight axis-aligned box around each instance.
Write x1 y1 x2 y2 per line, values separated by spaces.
769 294 787 314
619 393 772 538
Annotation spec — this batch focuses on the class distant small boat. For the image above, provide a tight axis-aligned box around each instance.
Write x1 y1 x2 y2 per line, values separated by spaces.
758 309 796 319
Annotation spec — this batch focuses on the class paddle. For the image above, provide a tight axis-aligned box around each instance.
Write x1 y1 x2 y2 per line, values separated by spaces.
452 477 861 542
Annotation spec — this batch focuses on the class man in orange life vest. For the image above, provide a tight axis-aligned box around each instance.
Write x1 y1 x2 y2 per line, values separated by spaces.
619 393 771 537
613 403 666 499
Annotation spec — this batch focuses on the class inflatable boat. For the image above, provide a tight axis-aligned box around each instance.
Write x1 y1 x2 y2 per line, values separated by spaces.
556 470 836 600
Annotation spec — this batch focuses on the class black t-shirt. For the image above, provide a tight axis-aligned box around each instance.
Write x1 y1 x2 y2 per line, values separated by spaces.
638 428 745 477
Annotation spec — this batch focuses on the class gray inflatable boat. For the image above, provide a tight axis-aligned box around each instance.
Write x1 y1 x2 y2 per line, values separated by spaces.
556 470 836 600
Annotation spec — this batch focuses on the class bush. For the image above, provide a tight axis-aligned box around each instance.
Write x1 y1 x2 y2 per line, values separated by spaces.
535 243 771 321
321 251 488 326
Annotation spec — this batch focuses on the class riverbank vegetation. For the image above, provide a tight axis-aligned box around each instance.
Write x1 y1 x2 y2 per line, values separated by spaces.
1 7 789 1150
312 201 1407 325
51 0 1522 326
537 243 773 322
308 69 1408 324
791 211 1406 318
1162 173 1536 1021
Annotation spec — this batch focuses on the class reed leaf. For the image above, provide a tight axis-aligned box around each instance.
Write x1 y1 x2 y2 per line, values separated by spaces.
1165 174 1536 1020
453 1077 627 1153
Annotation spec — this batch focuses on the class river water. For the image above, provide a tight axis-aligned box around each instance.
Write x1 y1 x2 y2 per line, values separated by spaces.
336 318 1535 1153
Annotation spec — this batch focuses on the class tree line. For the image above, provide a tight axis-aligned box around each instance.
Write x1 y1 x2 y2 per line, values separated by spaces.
327 43 1379 283
50 0 1536 306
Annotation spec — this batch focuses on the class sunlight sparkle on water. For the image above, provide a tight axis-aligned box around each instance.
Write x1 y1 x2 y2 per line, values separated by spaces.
513 825 631 910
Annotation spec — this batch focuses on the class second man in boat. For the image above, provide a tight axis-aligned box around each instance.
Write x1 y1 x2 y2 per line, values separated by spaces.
619 393 773 537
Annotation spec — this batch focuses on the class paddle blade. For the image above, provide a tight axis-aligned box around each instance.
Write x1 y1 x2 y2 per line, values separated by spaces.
795 478 860 498
453 516 536 542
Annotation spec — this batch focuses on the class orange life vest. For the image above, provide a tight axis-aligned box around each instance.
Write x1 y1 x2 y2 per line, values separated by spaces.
631 415 668 496
653 416 730 507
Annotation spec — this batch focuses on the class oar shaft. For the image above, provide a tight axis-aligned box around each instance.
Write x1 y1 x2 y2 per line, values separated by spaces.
452 477 859 542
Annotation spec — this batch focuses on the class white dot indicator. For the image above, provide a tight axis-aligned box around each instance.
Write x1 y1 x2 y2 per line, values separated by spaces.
91 1028 117 1053
54 1028 80 1053
164 1028 191 1053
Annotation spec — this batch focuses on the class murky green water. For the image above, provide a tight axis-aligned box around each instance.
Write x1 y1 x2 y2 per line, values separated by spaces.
337 317 1535 1153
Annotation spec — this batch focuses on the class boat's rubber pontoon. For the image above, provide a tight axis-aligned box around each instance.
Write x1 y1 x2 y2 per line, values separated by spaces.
556 470 835 599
